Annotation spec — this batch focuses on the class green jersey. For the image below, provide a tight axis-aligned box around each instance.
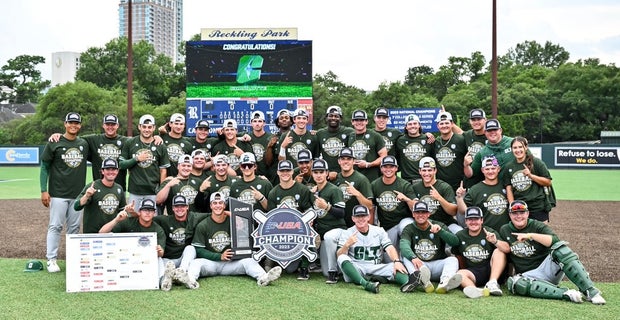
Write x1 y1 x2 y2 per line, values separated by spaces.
434 133 467 191
453 227 500 268
267 181 314 212
471 136 514 184
161 134 193 177
463 181 510 232
333 171 373 227
229 176 273 209
157 175 203 214
395 134 433 182
316 126 354 172
499 219 559 274
190 137 220 159
192 215 232 259
374 128 402 157
249 131 274 178
154 211 209 259
120 136 170 195
83 134 128 190
195 175 237 213
400 220 459 262
462 129 487 188
112 218 166 249
278 129 319 163
502 157 552 213
41 136 89 198
211 140 252 172
348 130 386 182
371 177 415 230
75 180 126 233
313 182 346 237
411 179 457 226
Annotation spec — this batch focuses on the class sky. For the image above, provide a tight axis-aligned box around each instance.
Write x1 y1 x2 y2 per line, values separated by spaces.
1 0 619 91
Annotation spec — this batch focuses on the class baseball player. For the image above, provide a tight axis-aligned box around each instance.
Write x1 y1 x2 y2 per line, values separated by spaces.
74 158 128 233
465 119 514 186
293 149 315 189
373 107 403 157
400 202 462 294
348 109 387 182
316 106 354 179
158 113 194 177
331 147 374 228
187 192 282 287
496 200 606 304
433 111 467 192
229 152 273 212
453 206 506 298
247 111 275 179
194 155 237 213
156 154 202 214
40 112 89 272
395 114 434 183
337 205 426 294
211 119 252 174
277 109 319 163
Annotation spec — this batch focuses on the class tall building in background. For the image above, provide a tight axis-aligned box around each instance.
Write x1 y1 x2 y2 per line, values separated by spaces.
118 0 183 63
51 52 81 87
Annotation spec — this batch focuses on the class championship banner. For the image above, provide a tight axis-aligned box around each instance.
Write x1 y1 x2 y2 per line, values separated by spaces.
229 197 254 260
252 204 318 268
65 233 159 292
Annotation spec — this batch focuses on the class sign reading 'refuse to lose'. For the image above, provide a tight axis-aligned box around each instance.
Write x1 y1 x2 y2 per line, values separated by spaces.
555 147 620 167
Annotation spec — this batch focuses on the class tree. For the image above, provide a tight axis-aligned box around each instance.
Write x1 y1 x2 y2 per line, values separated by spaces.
312 71 368 128
0 55 50 103
503 40 569 69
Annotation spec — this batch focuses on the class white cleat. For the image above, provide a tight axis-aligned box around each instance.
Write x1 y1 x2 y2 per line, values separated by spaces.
258 266 282 286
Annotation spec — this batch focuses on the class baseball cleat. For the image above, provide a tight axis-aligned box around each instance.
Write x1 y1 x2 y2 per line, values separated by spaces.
326 271 339 284
296 267 309 280
419 265 434 293
47 260 60 273
484 280 503 296
400 271 422 293
586 292 606 305
258 266 282 286
563 289 583 303
160 261 175 291
364 281 380 294
173 268 199 289
436 273 462 294
463 286 490 299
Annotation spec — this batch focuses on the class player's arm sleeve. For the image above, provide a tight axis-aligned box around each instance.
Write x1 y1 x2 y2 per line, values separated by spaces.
73 185 89 211
40 161 50 192
438 225 460 246
194 247 221 261
328 201 345 219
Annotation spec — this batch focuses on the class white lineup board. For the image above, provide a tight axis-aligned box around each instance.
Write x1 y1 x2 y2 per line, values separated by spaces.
66 233 160 292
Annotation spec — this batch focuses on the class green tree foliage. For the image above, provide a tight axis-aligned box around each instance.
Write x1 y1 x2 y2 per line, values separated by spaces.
312 71 368 128
0 55 50 103
503 40 569 69
76 37 185 105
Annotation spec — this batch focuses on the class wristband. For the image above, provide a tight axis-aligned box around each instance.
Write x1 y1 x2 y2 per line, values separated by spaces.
258 196 265 202
278 148 286 158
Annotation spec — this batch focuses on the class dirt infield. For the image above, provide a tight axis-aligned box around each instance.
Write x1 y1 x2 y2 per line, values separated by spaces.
1 199 617 282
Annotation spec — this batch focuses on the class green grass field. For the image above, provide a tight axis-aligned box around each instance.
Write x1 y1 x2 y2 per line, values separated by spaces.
3 166 619 201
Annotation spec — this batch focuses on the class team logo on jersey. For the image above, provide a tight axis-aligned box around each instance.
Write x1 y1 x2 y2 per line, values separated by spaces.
273 195 299 210
339 181 354 202
382 136 394 152
322 137 345 157
350 140 370 159
287 142 307 161
62 147 84 168
484 193 508 215
226 154 240 170
169 227 186 245
237 189 257 205
135 148 154 168
419 196 440 215
376 191 399 212
98 144 121 160
98 193 120 215
209 230 231 252
252 143 265 161
413 239 439 261
166 143 185 162
463 244 490 263
178 185 198 204
403 142 427 161
510 171 532 192
468 142 485 157
509 240 536 258
252 204 318 268
435 147 456 167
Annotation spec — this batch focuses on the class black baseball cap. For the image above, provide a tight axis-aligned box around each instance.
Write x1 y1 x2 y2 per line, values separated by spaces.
374 107 389 117
352 205 370 217
351 109 367 120
172 195 188 206
465 206 483 219
278 160 294 171
65 112 82 123
485 119 502 131
101 158 119 169
103 114 119 124
339 147 354 159
311 159 328 171
297 149 312 163
139 199 156 211
381 155 398 167
412 202 430 213
469 109 486 119
195 120 210 128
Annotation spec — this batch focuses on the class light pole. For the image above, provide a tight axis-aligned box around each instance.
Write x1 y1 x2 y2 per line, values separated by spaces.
491 0 498 119
127 0 134 136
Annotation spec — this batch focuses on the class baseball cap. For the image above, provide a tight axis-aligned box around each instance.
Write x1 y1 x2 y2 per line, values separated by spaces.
326 106 343 117
169 113 185 123
419 156 436 169
251 111 265 121
381 155 398 167
374 107 389 117
435 111 453 122
24 259 44 272
469 109 486 119
65 112 82 123
139 199 156 211
195 120 210 129
294 109 309 118
311 159 328 171
240 152 256 164
405 114 420 123
339 147 354 159
277 160 294 171
277 109 290 118
351 109 367 120
172 195 188 206
352 205 370 217
412 202 430 213
191 149 206 158
485 119 501 131
103 114 119 124
465 206 483 219
178 154 193 165
101 158 119 169
481 155 499 168
210 191 226 203
139 114 155 125
212 154 229 165
223 119 238 129
509 200 529 213
297 149 312 163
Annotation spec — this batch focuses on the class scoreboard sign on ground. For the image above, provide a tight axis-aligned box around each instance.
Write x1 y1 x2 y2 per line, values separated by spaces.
185 40 313 135
385 108 441 133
